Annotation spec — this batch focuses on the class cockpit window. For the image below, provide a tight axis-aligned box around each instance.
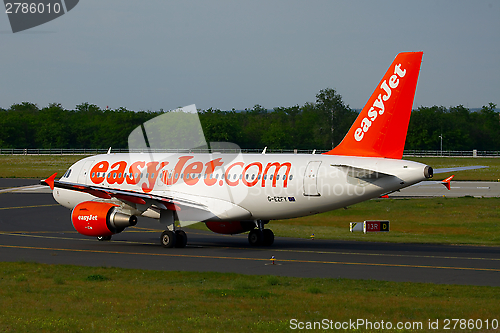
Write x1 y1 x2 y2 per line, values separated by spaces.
62 169 72 178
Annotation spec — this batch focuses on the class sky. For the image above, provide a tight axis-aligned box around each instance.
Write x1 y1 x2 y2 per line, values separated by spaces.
1 0 499 112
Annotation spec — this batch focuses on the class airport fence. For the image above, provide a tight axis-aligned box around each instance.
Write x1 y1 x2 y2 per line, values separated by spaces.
0 148 500 157
0 148 325 155
403 150 500 157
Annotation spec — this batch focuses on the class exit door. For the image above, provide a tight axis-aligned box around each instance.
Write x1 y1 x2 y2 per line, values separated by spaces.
303 161 321 196
77 160 94 184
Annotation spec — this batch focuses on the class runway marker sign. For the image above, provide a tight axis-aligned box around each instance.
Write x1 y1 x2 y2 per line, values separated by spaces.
350 221 390 233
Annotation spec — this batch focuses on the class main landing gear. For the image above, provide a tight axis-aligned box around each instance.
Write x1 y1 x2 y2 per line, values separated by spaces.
248 220 274 246
159 210 187 248
160 229 188 248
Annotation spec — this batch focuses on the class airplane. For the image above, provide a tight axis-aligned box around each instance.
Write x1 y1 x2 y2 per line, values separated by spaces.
39 51 470 248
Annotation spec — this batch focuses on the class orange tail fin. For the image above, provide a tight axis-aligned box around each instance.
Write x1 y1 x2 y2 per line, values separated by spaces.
325 52 423 159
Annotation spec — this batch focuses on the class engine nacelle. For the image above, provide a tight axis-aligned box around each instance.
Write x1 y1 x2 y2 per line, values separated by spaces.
71 201 137 237
205 221 255 235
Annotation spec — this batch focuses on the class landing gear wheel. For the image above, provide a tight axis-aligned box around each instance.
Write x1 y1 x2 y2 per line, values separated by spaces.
97 235 112 241
160 230 176 248
175 230 187 248
262 229 274 246
248 229 262 246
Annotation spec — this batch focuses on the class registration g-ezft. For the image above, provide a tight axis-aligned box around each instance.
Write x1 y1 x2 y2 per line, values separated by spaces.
5 2 62 14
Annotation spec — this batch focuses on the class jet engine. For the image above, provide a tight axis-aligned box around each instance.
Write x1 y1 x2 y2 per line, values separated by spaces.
424 166 433 179
71 201 137 237
205 221 255 235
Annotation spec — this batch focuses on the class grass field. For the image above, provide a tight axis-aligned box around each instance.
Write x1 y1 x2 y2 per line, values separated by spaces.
1 262 499 332
269 197 500 246
187 197 500 246
0 155 87 178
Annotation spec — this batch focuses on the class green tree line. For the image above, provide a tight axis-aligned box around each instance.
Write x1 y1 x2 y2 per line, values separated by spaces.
0 89 498 151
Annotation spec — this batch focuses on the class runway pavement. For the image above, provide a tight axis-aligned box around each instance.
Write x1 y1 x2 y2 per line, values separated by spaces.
1 179 500 286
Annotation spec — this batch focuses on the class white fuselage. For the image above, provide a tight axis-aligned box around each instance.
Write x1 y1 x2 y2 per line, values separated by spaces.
53 152 428 223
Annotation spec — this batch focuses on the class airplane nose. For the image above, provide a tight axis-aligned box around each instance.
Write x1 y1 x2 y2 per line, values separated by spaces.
424 166 433 179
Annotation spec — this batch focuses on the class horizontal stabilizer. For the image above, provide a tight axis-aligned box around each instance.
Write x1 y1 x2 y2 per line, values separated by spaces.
434 166 488 174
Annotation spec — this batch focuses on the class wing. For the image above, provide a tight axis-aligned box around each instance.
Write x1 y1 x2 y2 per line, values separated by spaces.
41 173 251 224
433 165 488 174
0 185 52 194
40 173 206 212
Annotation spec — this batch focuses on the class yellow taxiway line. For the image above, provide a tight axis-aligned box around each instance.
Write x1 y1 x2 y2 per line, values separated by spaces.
1 230 499 264
0 204 59 210
0 243 498 273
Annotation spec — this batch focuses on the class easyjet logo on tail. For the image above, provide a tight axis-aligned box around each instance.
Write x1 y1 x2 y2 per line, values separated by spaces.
354 64 407 142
